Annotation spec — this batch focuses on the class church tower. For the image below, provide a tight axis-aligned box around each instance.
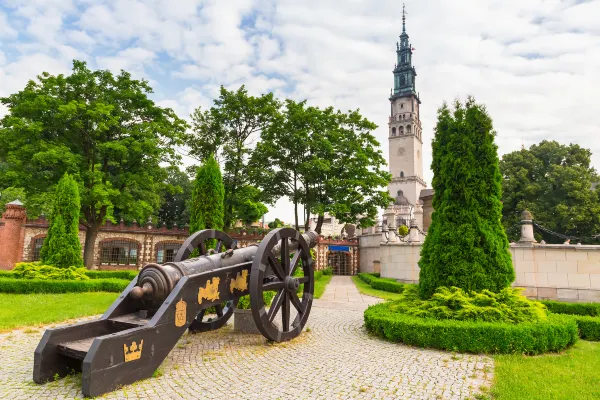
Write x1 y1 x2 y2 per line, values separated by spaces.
387 6 426 209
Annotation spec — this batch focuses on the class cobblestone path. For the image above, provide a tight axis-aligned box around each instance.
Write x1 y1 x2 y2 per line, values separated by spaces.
0 277 493 399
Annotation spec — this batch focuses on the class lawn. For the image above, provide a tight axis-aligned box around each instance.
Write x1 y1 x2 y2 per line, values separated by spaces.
491 340 600 400
0 292 118 332
351 275 404 301
313 274 332 299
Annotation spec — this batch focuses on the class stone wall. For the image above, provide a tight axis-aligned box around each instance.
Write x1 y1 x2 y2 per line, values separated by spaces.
369 239 600 302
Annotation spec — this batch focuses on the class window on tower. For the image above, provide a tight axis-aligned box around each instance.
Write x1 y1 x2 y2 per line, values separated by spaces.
400 104 404 109
406 125 411 134
399 126 404 135
400 75 406 86
392 127 396 136
400 171 405 178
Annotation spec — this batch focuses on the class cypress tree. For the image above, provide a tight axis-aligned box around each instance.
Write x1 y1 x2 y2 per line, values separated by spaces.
190 154 225 235
418 97 514 298
40 173 83 268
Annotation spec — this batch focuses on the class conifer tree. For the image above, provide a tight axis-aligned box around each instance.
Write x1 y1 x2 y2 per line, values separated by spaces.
418 97 514 298
190 155 225 234
40 173 83 268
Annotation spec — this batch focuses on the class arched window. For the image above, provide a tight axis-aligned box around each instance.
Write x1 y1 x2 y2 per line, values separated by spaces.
400 171 405 178
391 127 396 136
100 239 139 265
399 126 404 135
156 242 183 264
400 75 406 86
406 125 411 134
31 237 45 261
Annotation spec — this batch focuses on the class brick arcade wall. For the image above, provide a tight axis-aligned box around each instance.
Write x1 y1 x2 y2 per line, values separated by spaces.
0 214 355 272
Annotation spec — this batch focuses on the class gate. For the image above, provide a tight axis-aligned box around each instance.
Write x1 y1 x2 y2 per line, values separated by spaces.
327 245 355 275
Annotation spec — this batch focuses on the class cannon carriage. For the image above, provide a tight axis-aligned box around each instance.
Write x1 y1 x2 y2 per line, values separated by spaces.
33 227 319 397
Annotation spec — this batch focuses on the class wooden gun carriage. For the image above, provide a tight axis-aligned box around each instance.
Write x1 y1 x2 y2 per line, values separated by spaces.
33 227 319 397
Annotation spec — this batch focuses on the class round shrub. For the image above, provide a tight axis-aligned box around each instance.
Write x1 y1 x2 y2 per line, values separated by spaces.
391 285 547 324
364 302 578 354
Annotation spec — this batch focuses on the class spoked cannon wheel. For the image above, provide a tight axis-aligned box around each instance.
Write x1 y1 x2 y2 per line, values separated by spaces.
250 228 314 342
173 229 238 333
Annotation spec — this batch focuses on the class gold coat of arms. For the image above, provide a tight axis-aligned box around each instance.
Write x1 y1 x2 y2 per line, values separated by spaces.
175 298 187 327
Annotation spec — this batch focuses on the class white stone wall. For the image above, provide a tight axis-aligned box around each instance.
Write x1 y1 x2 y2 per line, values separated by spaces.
367 241 600 302
358 233 383 273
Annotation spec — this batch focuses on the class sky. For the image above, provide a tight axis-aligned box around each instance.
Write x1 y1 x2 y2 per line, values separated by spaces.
1 0 599 224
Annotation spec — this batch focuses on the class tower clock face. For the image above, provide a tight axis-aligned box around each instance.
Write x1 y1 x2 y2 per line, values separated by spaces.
397 147 405 156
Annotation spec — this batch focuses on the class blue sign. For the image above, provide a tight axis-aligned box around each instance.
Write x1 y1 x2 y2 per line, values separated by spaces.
328 245 350 252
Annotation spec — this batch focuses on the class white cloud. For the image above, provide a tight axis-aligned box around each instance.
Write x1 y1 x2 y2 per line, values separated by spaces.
1 0 600 222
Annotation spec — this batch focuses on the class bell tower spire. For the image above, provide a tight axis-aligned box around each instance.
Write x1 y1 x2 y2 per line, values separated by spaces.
386 5 426 213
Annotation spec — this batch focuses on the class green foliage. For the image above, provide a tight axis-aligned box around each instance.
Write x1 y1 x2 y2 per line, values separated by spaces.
40 173 83 268
357 272 406 293
0 60 188 267
12 262 88 281
268 218 285 229
322 267 333 276
250 100 393 232
190 154 225 234
418 97 514 298
390 285 547 324
237 291 276 310
157 166 192 228
0 278 128 294
573 315 600 341
500 140 600 243
397 225 409 236
84 270 138 280
364 302 578 354
542 300 600 317
187 85 280 229
0 187 28 214
235 185 268 226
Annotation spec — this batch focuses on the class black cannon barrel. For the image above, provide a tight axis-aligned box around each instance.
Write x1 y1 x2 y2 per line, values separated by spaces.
130 231 319 302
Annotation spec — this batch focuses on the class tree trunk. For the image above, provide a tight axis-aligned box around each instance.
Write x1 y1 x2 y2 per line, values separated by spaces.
83 224 99 269
294 202 299 231
315 214 325 235
304 204 311 231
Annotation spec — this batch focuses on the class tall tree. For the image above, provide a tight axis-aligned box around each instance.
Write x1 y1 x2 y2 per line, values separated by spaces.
190 154 225 234
40 173 83 268
157 166 192 228
187 85 280 228
500 141 600 243
0 61 187 267
418 97 514 299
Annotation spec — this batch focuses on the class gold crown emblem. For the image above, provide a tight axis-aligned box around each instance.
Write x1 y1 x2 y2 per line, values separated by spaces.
123 340 143 362
230 270 249 293
198 277 220 304
175 298 187 327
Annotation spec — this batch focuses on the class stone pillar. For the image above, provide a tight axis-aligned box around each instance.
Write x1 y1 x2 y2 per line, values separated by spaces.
383 209 397 243
408 218 420 243
0 200 27 270
519 210 536 243
413 203 424 231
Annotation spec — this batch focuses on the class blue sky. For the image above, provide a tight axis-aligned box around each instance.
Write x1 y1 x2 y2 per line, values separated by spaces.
1 0 599 223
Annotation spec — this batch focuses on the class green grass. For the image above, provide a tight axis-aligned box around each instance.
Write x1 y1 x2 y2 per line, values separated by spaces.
351 276 404 301
313 275 333 299
0 292 118 332
491 341 600 400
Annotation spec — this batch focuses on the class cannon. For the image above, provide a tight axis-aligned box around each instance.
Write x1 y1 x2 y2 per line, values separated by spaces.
33 227 319 397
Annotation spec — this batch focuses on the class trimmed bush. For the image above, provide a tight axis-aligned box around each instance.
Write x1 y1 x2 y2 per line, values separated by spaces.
542 300 600 317
358 273 406 293
85 270 138 280
0 278 129 294
391 286 547 324
358 273 376 284
237 291 275 310
573 315 600 341
364 302 578 354
12 262 89 281
322 267 333 276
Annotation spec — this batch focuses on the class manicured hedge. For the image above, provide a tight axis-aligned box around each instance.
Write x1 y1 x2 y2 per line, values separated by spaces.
0 278 129 294
364 302 578 354
542 300 600 317
84 270 138 280
358 272 406 293
573 315 600 341
0 270 138 281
